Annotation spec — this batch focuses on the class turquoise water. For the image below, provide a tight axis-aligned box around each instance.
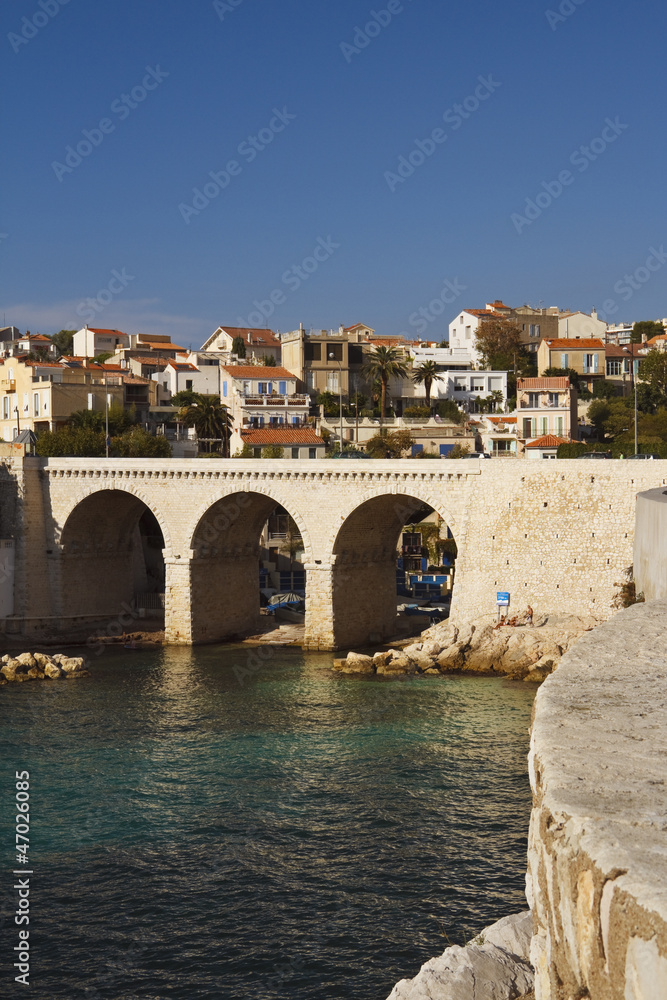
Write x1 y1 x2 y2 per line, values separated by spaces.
0 646 534 999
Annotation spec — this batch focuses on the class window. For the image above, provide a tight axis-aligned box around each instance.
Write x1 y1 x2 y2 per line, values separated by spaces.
556 416 564 436
465 326 471 340
306 372 315 390
308 448 316 459
349 345 363 365
222 381 228 397
459 315 463 324
87 393 95 409
454 379 466 392
291 447 299 459
2 397 8 420
253 447 262 458
258 382 267 394
305 343 321 362
163 381 168 390
560 353 568 369
527 392 540 407
278 380 286 395
33 393 40 416
326 371 339 392
607 360 622 376
584 353 599 374
523 417 534 438
529 343 538 353
327 344 343 362
540 416 548 436
471 380 485 392
529 324 541 338
547 393 560 407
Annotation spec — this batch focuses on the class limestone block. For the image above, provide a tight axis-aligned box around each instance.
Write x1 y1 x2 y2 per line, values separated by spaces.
27 667 45 679
386 911 533 1000
373 651 392 668
377 653 414 674
60 657 86 674
421 640 443 657
43 662 63 679
404 642 424 656
625 935 667 999
407 651 437 672
15 652 37 668
436 646 465 672
340 652 375 674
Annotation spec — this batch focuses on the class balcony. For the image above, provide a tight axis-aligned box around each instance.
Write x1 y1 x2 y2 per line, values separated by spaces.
240 394 309 407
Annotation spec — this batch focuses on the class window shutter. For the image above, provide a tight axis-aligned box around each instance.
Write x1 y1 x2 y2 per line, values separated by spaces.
278 380 286 395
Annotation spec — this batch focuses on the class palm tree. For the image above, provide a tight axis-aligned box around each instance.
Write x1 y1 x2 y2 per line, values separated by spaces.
411 360 443 410
181 394 233 455
362 346 409 426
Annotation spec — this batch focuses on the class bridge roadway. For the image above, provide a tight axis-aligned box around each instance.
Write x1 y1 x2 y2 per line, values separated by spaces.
4 456 667 650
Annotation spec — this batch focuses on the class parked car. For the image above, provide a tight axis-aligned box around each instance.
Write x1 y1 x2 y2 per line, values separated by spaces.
625 453 661 460
577 452 611 459
460 452 491 459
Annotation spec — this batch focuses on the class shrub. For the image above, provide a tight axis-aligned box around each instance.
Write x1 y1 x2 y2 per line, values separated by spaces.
403 406 431 418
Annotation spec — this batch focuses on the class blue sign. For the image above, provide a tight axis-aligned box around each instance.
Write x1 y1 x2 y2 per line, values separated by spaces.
496 592 510 606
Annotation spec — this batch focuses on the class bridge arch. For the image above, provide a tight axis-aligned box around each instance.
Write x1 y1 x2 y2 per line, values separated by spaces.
57 487 170 621
330 488 460 650
185 487 315 643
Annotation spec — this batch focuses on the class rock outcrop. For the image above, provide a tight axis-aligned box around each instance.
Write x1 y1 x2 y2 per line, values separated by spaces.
333 614 601 682
386 910 534 1000
0 652 89 684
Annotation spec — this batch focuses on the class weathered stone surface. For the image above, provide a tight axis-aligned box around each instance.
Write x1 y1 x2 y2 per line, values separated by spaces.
386 911 533 1000
528 599 667 999
373 650 392 668
27 667 45 679
377 652 415 674
340 652 375 674
43 662 63 679
60 657 85 674
15 652 37 669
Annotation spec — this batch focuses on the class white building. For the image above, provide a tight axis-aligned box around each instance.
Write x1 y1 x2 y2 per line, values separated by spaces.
154 359 220 397
516 376 578 456
202 326 282 364
72 326 131 357
220 365 311 454
409 345 474 369
558 309 607 340
392 369 508 414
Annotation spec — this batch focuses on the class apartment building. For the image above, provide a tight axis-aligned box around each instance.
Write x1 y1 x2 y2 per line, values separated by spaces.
448 300 560 364
202 326 282 364
220 365 311 454
281 325 368 399
516 376 578 454
537 338 606 391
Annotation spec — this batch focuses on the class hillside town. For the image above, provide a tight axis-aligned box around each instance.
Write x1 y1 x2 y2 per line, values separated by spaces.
2 301 666 461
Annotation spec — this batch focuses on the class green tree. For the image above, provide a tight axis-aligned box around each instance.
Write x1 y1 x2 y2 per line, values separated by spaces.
181 394 233 455
446 443 471 459
631 320 664 344
113 427 172 457
170 389 198 408
260 354 277 366
361 345 409 423
261 444 284 458
410 360 443 408
364 428 413 458
591 380 618 400
233 443 254 458
50 329 76 357
92 352 113 364
542 366 584 393
231 336 246 358
474 317 528 372
436 399 465 423
638 350 667 398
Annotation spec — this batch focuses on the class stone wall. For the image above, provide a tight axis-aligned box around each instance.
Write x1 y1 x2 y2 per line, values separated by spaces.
528 599 667 999
2 457 667 648
634 486 667 601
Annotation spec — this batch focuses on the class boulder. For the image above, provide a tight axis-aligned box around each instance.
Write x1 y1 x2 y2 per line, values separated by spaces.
27 667 45 679
43 662 63 680
33 652 53 669
408 651 437 672
424 668 441 676
386 910 533 1000
421 640 443 658
332 658 347 671
15 652 37 669
65 669 91 679
341 652 375 674
373 650 392 668
435 646 465 672
403 642 423 656
60 657 86 674
377 652 415 675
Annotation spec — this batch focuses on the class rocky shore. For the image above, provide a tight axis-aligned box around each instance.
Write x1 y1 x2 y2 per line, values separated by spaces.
334 613 602 682
0 651 90 683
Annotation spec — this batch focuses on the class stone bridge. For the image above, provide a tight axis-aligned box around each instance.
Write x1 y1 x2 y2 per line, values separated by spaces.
3 456 667 650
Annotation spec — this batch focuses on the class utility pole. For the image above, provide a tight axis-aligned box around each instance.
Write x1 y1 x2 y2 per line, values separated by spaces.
105 372 110 459
634 368 638 456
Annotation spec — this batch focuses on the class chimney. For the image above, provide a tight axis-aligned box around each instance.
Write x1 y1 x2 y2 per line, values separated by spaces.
591 308 597 319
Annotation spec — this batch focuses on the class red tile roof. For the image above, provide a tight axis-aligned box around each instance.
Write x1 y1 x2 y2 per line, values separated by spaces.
543 338 605 350
525 434 572 449
167 362 199 371
221 365 295 379
241 427 324 446
88 328 128 336
488 415 517 424
219 327 281 347
605 344 640 358
517 377 570 390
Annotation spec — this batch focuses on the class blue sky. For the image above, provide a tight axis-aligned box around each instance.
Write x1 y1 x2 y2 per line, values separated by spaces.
2 0 665 347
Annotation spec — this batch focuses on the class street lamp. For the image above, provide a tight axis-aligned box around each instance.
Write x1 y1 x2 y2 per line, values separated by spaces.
328 352 344 453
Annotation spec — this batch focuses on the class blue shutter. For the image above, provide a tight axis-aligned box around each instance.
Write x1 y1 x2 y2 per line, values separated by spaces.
222 381 227 397
440 444 454 456
278 380 286 395
292 416 298 425
411 444 423 457
267 382 273 394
